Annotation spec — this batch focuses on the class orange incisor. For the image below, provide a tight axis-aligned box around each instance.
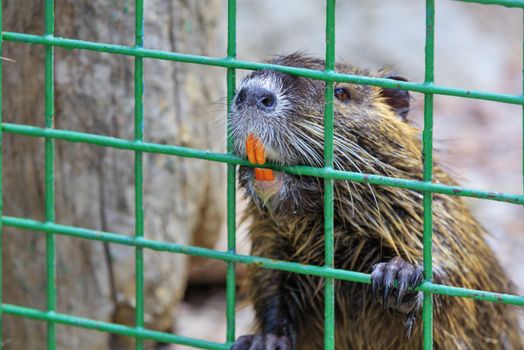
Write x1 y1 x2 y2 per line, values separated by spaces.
246 133 275 181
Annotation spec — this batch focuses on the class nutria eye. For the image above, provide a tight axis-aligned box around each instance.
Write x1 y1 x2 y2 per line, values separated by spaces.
335 87 351 102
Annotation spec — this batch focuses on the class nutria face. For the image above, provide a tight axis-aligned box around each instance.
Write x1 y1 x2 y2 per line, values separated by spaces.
230 53 413 217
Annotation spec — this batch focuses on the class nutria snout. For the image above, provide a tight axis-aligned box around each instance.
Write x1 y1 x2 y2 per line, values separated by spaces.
236 86 278 111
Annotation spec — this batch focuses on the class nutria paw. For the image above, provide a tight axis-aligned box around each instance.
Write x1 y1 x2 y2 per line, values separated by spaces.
370 256 424 313
231 334 292 350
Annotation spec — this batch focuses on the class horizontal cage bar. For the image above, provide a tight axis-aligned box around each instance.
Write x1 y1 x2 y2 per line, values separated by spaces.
2 32 524 106
1 304 229 350
455 0 524 8
2 215 523 306
2 122 522 205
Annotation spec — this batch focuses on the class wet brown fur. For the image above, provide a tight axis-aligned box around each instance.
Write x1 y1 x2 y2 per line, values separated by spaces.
236 53 523 350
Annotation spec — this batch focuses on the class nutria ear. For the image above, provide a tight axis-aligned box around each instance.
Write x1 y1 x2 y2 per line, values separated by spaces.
380 74 410 121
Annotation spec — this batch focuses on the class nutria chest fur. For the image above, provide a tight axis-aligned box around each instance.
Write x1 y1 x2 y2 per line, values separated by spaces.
229 53 523 350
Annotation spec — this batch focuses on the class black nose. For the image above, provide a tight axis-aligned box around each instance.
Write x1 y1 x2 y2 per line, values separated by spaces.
236 86 277 112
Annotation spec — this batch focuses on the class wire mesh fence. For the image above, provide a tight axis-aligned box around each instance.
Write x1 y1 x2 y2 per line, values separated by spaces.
0 0 523 349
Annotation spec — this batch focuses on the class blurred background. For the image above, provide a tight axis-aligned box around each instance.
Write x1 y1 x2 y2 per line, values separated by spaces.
1 0 522 349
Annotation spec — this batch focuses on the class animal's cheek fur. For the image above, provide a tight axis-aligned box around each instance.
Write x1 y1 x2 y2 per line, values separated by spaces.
333 102 353 117
333 103 374 124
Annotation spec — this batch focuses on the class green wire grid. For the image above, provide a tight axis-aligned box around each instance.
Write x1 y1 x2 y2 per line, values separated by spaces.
0 0 523 349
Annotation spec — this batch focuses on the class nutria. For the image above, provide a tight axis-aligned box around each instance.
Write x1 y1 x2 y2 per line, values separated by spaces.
229 53 523 350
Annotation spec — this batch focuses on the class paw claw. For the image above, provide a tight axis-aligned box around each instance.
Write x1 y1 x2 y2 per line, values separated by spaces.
396 279 408 307
369 256 423 312
369 257 423 337
396 263 414 306
382 284 391 308
382 260 401 306
370 262 386 300
410 266 424 288
405 312 417 338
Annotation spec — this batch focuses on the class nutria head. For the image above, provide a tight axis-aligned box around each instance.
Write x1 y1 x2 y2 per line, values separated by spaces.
230 52 419 218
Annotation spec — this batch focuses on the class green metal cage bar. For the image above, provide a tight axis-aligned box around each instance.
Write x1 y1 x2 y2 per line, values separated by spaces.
0 0 523 349
225 0 237 344
323 1 336 349
2 123 522 205
422 1 435 347
3 216 524 306
457 0 524 7
44 0 56 348
134 0 145 349
3 31 524 106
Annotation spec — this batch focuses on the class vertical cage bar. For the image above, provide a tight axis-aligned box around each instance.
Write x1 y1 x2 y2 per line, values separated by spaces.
225 0 237 343
422 0 435 348
324 0 336 349
0 1 3 347
44 0 56 348
134 0 145 349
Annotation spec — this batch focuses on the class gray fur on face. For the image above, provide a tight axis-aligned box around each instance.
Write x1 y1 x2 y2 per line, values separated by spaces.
230 71 298 166
230 68 325 216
